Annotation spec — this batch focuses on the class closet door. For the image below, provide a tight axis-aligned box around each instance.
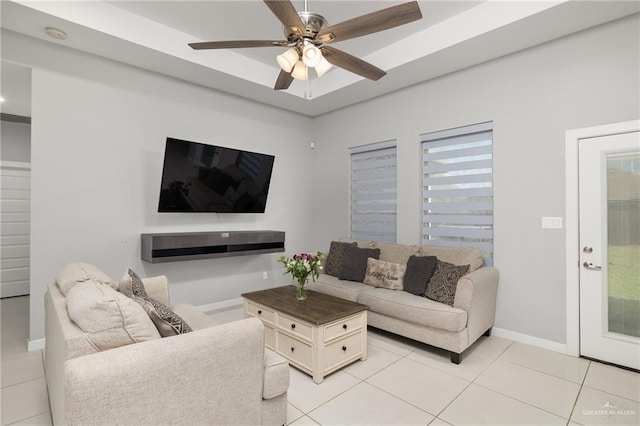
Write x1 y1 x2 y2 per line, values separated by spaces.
1 161 30 298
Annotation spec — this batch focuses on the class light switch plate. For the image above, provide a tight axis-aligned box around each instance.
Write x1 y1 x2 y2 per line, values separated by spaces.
542 217 563 229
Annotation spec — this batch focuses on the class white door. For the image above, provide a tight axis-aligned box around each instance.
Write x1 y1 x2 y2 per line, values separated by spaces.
579 131 640 370
0 161 31 298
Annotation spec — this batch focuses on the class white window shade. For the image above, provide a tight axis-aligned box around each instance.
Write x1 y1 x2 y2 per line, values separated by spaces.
421 123 493 265
350 141 397 243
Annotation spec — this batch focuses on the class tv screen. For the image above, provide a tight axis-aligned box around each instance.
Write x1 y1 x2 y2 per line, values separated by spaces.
158 138 275 213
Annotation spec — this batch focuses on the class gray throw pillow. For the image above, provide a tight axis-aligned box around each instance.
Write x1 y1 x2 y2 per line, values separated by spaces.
120 269 193 337
339 246 381 282
425 260 470 306
324 241 357 277
403 255 437 296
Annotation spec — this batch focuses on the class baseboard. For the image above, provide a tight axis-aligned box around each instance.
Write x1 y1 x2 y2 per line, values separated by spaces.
28 338 45 352
198 297 243 313
492 327 568 355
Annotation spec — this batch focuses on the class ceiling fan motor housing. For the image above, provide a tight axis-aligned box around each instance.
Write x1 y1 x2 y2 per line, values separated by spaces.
285 11 327 44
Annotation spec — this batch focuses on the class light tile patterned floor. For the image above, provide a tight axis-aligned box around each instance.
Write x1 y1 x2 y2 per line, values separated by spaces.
2 297 639 425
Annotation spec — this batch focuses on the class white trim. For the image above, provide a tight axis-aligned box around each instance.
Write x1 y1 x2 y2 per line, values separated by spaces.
492 327 567 354
349 139 396 154
198 297 243 313
0 160 30 170
28 338 45 352
565 119 640 358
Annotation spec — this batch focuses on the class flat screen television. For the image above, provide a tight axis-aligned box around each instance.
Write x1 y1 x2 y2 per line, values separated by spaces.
158 137 275 213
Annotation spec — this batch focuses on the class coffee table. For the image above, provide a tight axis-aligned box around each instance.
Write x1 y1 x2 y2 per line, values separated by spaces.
242 285 369 384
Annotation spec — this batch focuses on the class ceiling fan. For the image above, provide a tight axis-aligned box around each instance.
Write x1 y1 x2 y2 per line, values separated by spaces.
189 0 422 90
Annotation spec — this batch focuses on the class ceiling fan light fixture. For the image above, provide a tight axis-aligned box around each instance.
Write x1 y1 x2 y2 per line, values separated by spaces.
291 60 309 80
277 48 299 73
302 43 322 68
314 56 333 77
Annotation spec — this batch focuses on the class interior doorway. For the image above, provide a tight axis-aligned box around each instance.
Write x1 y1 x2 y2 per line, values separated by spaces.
566 120 640 371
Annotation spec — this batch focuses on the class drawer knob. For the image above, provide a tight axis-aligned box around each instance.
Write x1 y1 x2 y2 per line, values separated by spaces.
258 310 262 315
343 324 348 330
342 346 347 352
291 324 296 329
291 347 295 352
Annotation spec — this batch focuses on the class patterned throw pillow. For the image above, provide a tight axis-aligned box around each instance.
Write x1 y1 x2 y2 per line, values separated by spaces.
324 241 357 277
119 269 193 337
363 258 407 290
424 260 470 306
403 255 437 296
339 246 381 282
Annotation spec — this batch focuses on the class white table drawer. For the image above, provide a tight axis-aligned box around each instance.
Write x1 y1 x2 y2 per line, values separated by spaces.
277 332 312 370
324 314 363 342
277 313 312 341
325 332 363 373
246 301 275 324
265 324 276 349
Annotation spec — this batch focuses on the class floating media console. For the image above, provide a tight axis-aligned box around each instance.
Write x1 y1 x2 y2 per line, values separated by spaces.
141 230 285 263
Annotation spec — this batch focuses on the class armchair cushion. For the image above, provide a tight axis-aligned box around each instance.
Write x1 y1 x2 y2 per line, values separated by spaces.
119 269 193 336
262 349 289 399
66 281 160 351
56 262 115 295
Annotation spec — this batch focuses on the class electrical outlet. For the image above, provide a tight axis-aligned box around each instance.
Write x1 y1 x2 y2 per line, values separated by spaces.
263 271 268 280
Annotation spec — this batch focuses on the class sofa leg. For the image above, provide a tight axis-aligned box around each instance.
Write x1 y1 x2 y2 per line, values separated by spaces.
450 352 461 364
483 327 492 337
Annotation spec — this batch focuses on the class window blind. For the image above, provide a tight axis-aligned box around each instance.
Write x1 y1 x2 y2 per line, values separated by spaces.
350 140 397 243
421 123 493 265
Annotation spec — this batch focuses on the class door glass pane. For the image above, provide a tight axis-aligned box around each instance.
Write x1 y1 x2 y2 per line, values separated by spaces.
607 153 640 337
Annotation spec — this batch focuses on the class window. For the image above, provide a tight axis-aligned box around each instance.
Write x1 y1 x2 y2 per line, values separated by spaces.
350 140 397 243
421 122 494 265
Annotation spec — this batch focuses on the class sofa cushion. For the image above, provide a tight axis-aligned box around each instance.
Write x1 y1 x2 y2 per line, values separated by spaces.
403 255 437 296
373 242 420 265
56 262 116 296
358 287 467 332
119 269 193 337
420 245 484 271
324 241 357 277
363 258 406 290
306 274 370 303
262 348 290 399
425 260 470 306
339 246 381 282
66 280 161 351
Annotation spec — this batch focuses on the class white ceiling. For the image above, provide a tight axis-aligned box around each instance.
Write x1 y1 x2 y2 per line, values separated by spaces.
1 1 639 117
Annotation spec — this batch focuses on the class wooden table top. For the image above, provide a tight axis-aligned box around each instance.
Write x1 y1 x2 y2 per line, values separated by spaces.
242 285 369 325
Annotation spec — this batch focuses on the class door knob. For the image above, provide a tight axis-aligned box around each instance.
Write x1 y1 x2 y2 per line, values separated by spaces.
583 261 602 270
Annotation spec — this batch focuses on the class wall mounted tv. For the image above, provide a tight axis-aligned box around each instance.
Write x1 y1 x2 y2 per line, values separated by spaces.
158 137 275 213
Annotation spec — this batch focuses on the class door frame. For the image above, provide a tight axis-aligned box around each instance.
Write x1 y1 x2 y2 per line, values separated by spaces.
565 119 640 357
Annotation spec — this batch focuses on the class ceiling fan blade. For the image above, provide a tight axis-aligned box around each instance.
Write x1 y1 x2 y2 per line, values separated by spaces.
263 0 306 38
322 46 386 81
189 40 287 50
318 1 422 44
274 70 294 90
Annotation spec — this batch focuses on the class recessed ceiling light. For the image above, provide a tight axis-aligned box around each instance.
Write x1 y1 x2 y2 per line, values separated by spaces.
0 96 5 102
45 27 67 40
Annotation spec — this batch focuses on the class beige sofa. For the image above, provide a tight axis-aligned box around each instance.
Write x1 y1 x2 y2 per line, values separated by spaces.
307 242 499 364
45 264 289 425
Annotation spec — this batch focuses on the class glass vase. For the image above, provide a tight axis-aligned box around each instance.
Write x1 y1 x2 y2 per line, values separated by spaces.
296 277 308 301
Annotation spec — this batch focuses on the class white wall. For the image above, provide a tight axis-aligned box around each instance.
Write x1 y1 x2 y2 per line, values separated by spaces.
1 120 31 162
3 31 313 341
310 15 640 345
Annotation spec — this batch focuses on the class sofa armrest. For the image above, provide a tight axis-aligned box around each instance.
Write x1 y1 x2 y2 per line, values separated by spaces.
453 266 499 342
263 348 289 399
141 275 169 305
64 318 270 425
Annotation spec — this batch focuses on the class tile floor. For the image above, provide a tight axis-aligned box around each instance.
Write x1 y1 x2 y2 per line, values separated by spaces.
2 296 639 425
